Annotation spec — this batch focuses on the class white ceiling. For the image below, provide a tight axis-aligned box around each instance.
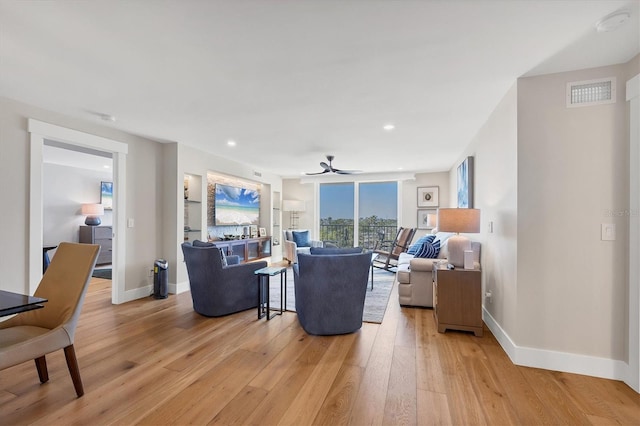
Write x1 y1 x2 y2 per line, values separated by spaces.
1 0 638 177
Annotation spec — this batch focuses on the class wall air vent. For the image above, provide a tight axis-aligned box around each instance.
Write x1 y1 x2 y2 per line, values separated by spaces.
566 77 616 108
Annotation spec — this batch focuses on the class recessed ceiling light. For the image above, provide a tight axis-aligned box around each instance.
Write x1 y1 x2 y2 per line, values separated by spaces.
227 140 236 147
596 10 630 32
103 165 110 169
383 124 395 131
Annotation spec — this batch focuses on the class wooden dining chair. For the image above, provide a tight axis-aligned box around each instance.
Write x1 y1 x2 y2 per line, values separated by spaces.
0 242 99 397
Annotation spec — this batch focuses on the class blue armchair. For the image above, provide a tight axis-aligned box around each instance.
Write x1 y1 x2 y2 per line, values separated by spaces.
181 242 267 317
293 251 371 335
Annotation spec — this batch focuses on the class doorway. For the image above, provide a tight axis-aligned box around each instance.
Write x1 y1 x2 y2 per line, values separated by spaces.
28 119 128 304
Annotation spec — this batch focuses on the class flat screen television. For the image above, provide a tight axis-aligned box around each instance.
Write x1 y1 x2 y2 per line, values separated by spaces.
214 183 260 226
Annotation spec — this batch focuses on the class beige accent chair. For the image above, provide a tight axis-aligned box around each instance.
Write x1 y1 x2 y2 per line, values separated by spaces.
0 242 99 397
282 230 323 264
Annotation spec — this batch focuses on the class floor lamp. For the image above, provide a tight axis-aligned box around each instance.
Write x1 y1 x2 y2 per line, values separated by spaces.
437 208 480 268
282 200 306 230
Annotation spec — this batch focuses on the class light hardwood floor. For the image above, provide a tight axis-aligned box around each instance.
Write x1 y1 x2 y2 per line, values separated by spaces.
1 274 639 425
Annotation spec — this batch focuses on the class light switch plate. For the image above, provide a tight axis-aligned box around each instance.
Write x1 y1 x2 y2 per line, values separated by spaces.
601 223 615 241
128 218 135 228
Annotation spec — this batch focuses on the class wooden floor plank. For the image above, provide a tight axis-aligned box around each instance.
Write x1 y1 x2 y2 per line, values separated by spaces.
1 275 639 425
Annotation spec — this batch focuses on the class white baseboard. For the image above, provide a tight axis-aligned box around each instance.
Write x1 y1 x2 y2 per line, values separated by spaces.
118 285 153 303
171 280 190 294
483 307 629 383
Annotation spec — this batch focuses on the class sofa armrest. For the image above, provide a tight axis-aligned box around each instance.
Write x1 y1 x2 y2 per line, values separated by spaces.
409 257 442 272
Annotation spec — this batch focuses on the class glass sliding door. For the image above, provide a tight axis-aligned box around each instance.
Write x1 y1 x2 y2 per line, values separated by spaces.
319 181 398 249
358 182 398 249
319 183 354 247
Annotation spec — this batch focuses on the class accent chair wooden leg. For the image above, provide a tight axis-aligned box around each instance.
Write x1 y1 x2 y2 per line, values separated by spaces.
34 356 49 383
63 345 84 397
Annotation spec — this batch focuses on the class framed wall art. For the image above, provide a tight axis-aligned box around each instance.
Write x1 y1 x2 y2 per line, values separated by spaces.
457 156 474 208
417 209 437 230
417 186 439 208
101 181 113 210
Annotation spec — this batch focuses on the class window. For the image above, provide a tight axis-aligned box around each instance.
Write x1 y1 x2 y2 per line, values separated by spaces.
319 183 354 247
319 181 398 248
358 182 398 248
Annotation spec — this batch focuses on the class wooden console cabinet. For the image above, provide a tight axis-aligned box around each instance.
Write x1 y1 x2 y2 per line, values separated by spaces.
212 237 271 263
79 225 112 265
433 264 483 336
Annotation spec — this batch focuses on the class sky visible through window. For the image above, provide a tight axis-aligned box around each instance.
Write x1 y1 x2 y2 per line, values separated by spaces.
320 182 397 219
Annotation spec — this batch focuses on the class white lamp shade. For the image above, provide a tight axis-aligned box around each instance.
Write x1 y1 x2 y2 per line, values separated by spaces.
437 208 480 233
282 200 306 212
81 203 104 216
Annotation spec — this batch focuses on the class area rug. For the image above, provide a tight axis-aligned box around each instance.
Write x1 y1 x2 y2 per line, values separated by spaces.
268 267 396 324
92 268 112 279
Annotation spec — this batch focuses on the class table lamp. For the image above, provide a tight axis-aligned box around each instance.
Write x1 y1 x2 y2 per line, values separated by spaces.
81 203 104 226
437 208 480 268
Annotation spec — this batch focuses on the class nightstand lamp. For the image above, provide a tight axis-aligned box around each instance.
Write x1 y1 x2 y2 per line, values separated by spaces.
81 203 104 226
437 208 480 268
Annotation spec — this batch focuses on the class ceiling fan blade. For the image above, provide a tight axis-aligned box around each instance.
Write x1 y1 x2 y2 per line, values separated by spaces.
305 170 330 175
319 162 331 171
335 169 360 174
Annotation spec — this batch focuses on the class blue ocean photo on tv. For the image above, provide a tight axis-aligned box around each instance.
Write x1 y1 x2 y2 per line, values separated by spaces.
214 183 260 225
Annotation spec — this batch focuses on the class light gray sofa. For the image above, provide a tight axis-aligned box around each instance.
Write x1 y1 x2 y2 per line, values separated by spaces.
396 233 480 308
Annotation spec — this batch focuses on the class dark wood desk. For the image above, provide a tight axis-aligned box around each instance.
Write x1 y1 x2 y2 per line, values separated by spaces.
0 290 48 317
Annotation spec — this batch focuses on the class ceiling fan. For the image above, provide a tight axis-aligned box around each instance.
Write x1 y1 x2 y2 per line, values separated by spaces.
306 155 360 175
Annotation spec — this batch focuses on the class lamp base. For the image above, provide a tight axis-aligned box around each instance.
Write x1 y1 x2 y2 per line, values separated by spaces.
85 216 101 226
447 235 471 268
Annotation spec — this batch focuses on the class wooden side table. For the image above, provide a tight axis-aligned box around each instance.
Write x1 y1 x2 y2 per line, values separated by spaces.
433 264 483 337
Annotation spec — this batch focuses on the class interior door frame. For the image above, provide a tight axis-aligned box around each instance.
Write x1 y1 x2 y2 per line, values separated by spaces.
627 72 639 392
28 119 128 304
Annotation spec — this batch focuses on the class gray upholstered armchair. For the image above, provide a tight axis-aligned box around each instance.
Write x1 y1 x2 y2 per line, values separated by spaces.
293 250 371 335
181 242 267 317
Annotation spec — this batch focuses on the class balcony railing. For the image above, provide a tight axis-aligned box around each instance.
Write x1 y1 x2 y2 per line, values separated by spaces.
319 223 398 249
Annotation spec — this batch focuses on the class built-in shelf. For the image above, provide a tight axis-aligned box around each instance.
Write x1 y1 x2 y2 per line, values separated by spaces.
184 174 203 242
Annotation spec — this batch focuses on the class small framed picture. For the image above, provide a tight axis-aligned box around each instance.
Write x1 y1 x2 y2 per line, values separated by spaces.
417 209 438 230
417 186 439 208
259 227 267 237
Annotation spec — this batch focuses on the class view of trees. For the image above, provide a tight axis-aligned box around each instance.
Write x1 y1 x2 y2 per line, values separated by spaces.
320 216 397 249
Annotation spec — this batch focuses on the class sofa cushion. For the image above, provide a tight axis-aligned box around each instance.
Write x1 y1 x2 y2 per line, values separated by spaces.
397 264 411 284
415 238 441 258
310 247 363 255
397 252 414 267
292 230 311 247
407 235 435 255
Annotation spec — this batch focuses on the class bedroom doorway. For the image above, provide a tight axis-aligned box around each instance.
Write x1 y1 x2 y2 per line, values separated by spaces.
28 119 128 304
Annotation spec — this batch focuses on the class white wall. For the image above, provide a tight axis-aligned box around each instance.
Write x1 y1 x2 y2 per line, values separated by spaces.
0 96 164 294
43 163 113 258
448 83 519 338
517 63 629 361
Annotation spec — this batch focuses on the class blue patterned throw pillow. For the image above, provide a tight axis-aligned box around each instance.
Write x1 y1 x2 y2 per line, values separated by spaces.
407 235 435 255
414 238 441 258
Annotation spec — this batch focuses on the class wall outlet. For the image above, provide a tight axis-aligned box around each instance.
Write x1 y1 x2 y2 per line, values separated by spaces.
485 290 493 303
